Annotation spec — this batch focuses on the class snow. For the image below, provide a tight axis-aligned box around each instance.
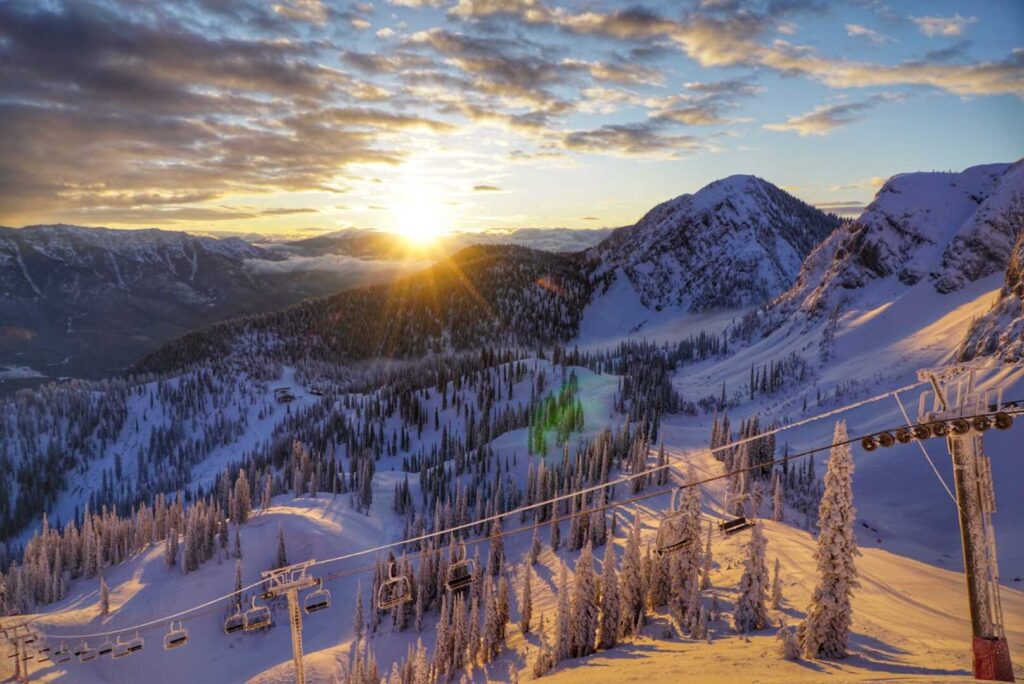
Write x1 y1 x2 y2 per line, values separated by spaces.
0 365 45 379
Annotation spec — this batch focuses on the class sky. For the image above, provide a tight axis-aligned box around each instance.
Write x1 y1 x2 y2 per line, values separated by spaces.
0 0 1022 240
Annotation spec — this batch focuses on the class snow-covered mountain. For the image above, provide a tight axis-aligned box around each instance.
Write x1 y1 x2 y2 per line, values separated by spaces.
4 164 1024 684
0 225 414 386
587 175 841 313
959 228 1024 361
769 162 1024 327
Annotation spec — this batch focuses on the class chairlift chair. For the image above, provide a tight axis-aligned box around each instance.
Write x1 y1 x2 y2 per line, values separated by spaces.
719 516 753 535
163 622 189 650
445 558 475 593
54 643 72 664
79 643 98 663
243 597 273 631
303 584 331 614
655 489 699 558
72 642 88 658
224 606 245 634
111 636 130 660
97 637 114 657
378 562 412 610
125 633 144 655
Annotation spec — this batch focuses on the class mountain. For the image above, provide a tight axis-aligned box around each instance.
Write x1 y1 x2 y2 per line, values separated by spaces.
134 244 591 374
767 162 1024 328
0 225 419 388
587 175 841 313
959 228 1024 361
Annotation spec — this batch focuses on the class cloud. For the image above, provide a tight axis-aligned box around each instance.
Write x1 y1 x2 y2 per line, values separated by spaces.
845 23 893 45
910 14 977 38
814 201 867 216
764 94 900 136
272 0 328 24
244 253 427 275
648 78 761 125
829 177 887 191
473 185 503 192
562 121 704 157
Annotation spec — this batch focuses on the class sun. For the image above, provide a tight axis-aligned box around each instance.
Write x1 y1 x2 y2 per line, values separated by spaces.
390 185 449 246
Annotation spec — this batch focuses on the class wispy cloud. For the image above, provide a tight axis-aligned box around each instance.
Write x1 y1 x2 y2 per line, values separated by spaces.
764 94 902 136
910 14 977 38
845 23 894 45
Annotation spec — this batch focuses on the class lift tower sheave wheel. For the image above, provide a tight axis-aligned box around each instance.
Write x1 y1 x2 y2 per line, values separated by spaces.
918 364 1015 682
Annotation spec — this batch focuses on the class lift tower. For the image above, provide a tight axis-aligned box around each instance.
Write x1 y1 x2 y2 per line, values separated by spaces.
918 364 1015 682
261 560 318 684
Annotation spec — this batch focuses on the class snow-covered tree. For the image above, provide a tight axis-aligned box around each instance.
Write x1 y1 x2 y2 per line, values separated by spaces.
275 524 288 569
771 558 783 609
619 520 644 637
799 420 859 659
232 469 251 524
99 574 110 617
570 541 598 658
733 521 769 632
520 565 533 634
598 541 620 650
529 525 542 565
777 619 800 660
488 519 504 576
554 563 571 661
353 581 364 642
772 470 785 521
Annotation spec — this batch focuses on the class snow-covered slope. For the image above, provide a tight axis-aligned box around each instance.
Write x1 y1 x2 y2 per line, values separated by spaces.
959 218 1024 361
586 175 840 315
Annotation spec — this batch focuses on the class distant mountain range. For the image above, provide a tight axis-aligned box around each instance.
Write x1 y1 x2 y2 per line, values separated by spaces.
6 163 1021 388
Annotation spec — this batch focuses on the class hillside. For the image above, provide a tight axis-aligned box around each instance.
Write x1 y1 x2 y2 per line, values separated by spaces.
0 225 415 389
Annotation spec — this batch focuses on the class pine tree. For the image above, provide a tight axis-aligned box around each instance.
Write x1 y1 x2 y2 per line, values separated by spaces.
598 541 620 650
549 519 560 552
275 524 288 569
777 619 800 660
554 563 571 661
164 525 177 568
619 520 644 637
570 541 598 658
529 525 542 565
234 559 243 610
520 565 533 634
232 469 251 524
233 523 242 559
771 558 783 609
99 574 109 617
772 470 785 522
799 421 859 659
354 581 364 642
488 519 504 576
733 521 769 632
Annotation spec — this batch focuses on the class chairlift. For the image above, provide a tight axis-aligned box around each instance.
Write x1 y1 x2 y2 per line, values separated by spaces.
72 642 88 658
243 596 273 631
112 632 143 659
655 489 699 558
993 412 1013 430
303 583 331 614
719 516 754 535
79 642 98 663
163 622 189 650
378 562 412 610
445 555 476 593
97 637 114 657
54 642 72 664
224 606 245 634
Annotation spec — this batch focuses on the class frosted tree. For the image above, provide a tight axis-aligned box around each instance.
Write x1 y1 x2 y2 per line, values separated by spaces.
799 420 859 659
529 525 542 565
353 581 365 642
164 524 177 568
733 521 769 632
488 519 504 576
434 593 452 674
233 523 242 560
262 472 273 511
99 574 110 617
467 595 480 664
531 614 555 678
232 469 251 524
771 558 783 609
549 519 560 552
772 470 785 521
598 541 620 650
701 523 713 589
481 574 500 662
554 563 571 661
275 524 288 568
520 565 533 634
619 520 644 637
777 619 800 660
234 559 243 610
570 541 598 658
451 594 468 672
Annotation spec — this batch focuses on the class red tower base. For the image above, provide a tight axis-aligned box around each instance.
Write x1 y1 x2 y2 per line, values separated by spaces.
973 636 1015 681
